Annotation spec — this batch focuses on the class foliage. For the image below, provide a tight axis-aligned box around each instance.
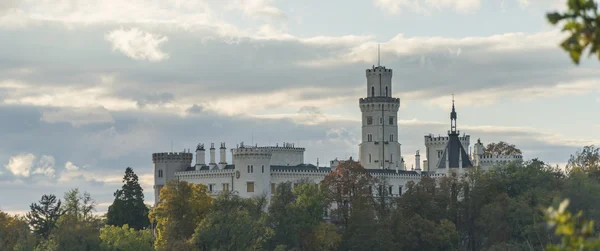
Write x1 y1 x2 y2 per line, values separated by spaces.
0 211 37 251
99 224 154 251
149 180 212 250
46 189 103 251
567 145 600 177
106 167 150 230
193 191 271 251
547 0 600 64
546 199 600 250
26 194 63 240
484 141 522 155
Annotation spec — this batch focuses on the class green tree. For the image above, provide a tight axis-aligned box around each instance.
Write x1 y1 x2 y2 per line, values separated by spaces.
149 180 212 250
193 191 271 251
0 211 37 251
26 194 63 239
566 145 600 178
47 189 103 251
106 167 150 230
484 141 522 156
547 0 600 64
99 224 154 251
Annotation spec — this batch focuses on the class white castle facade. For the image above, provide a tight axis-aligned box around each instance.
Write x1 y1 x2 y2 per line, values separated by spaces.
152 63 523 205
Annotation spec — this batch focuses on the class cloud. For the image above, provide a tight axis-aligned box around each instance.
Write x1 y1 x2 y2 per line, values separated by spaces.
3 153 55 178
4 153 36 177
374 0 481 14
40 107 115 127
227 0 286 20
105 28 169 62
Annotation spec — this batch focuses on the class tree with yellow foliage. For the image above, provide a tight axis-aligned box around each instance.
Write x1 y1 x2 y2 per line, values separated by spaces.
148 180 212 250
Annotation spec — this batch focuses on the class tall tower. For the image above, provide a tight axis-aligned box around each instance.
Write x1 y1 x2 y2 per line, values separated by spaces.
359 47 402 169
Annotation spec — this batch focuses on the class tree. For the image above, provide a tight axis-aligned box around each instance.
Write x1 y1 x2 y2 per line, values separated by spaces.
484 141 522 156
0 211 37 251
149 180 212 250
99 224 154 251
26 194 63 239
47 189 103 251
566 145 600 177
106 167 150 230
547 0 600 64
193 191 271 251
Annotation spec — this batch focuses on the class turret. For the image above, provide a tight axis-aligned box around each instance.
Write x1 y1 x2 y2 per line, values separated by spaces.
473 138 484 167
196 143 205 166
209 143 216 167
219 142 227 169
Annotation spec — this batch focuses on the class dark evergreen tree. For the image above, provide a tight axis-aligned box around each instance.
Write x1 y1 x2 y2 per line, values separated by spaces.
26 194 63 239
106 167 150 230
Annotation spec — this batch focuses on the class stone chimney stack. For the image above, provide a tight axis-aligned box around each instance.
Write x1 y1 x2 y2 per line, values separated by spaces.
415 150 421 171
219 142 227 169
209 143 216 166
196 143 205 166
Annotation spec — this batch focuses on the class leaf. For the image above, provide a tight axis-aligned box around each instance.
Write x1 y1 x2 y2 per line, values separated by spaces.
547 12 564 24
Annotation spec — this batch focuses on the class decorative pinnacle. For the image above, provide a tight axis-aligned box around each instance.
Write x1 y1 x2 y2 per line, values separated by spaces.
377 44 380 67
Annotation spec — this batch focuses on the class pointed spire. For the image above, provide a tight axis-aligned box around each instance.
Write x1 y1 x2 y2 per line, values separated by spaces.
451 93 457 120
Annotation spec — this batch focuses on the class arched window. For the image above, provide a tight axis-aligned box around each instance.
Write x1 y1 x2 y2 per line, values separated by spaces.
247 165 250 173
251 165 254 173
369 154 372 163
371 86 375 97
385 86 388 97
262 165 264 173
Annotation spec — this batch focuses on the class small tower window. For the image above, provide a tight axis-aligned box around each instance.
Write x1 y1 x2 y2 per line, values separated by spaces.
399 186 403 195
437 150 443 158
389 116 394 125
262 165 264 173
251 165 254 173
367 134 372 142
389 134 394 142
371 86 375 97
385 86 388 97
158 169 163 178
379 117 383 124
389 186 392 195
369 154 372 163
366 116 373 125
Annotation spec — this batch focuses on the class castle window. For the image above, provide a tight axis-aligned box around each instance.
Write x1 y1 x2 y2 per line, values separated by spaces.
271 183 276 193
379 117 383 124
251 165 254 173
222 183 229 191
385 86 388 97
389 134 394 142
367 116 373 125
371 86 375 97
158 169 163 178
367 134 372 142
247 165 250 173
378 185 383 197
247 182 255 193
437 150 443 158
369 154 372 163
389 116 394 125
399 186 403 195
262 165 264 173
390 154 393 162
389 186 392 195
209 184 214 192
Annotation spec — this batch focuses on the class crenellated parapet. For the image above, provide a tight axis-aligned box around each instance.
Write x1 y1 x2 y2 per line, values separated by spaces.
366 66 393 76
424 134 470 145
359 99 400 112
152 152 193 164
232 147 272 160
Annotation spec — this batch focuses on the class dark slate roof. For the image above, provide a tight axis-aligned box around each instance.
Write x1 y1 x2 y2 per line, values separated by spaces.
270 164 331 172
437 132 473 169
192 164 235 171
367 169 419 175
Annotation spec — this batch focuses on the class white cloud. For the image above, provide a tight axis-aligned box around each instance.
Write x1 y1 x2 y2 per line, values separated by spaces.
374 0 481 14
4 153 36 177
3 154 56 177
226 0 286 20
105 28 169 62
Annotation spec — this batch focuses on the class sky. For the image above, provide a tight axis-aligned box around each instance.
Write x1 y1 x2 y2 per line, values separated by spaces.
1 0 599 215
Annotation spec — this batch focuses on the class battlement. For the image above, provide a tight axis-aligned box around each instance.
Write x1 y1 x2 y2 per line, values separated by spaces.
359 97 400 104
424 134 470 144
366 66 392 75
152 152 193 163
235 142 305 152
479 154 523 160
232 146 273 159
196 143 205 151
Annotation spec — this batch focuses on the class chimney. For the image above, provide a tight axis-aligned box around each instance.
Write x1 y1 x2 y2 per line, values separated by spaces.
196 143 205 166
219 142 227 168
209 143 216 166
415 150 421 171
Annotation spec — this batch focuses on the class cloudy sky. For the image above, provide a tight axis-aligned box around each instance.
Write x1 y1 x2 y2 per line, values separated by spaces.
1 0 599 214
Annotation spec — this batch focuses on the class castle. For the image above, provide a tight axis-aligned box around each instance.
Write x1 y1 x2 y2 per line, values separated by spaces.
152 62 523 205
